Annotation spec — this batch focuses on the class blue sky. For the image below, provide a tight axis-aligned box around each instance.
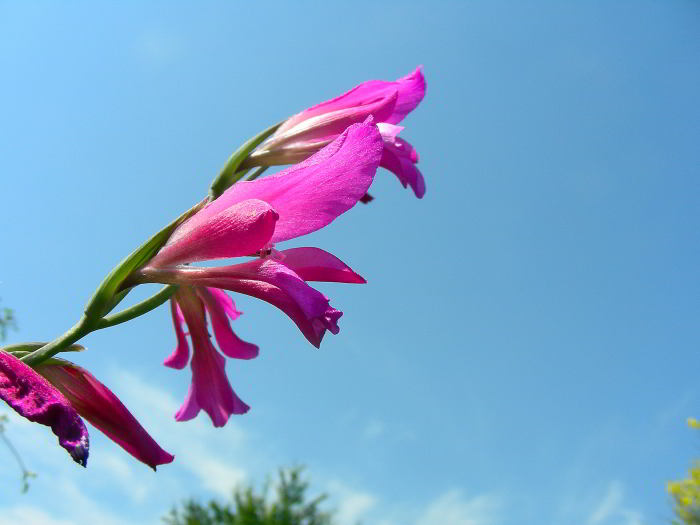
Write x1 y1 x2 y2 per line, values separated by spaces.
1 2 698 524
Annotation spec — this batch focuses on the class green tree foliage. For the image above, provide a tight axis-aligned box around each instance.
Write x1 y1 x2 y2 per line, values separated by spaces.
668 418 700 525
164 467 335 525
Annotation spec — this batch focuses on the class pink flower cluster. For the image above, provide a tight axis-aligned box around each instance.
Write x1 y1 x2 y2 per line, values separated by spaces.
0 67 426 469
142 120 382 426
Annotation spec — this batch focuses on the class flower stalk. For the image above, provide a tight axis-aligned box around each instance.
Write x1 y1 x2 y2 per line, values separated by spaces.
209 122 281 199
95 285 178 330
21 316 93 367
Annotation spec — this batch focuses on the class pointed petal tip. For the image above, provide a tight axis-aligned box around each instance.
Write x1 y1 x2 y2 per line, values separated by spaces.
403 65 426 93
163 354 188 369
150 452 175 471
174 410 195 423
242 344 260 360
386 66 426 124
234 401 250 415
411 64 425 77
69 436 90 467
413 171 426 199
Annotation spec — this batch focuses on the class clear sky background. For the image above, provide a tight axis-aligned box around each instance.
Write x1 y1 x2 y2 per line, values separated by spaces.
1 2 698 525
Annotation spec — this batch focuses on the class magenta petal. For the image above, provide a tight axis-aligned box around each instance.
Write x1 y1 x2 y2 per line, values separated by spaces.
216 279 336 348
380 141 426 198
386 66 427 124
0 352 89 466
164 300 190 369
206 258 333 321
378 124 425 198
210 120 383 244
167 261 343 348
277 248 366 284
173 382 200 422
269 90 397 148
151 199 279 267
206 287 242 320
175 288 249 426
276 66 426 133
178 336 249 426
318 308 342 335
198 288 259 360
38 362 174 470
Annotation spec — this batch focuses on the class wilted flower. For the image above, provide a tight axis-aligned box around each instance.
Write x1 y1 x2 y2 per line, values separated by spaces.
38 359 174 470
0 349 173 469
0 351 90 466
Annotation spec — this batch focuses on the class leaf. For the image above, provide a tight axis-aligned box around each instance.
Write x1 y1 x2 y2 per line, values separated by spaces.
1 342 85 353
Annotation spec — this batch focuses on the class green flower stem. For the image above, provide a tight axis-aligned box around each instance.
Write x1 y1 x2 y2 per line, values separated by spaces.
223 168 251 188
21 316 93 367
95 285 177 330
209 121 281 199
245 166 268 181
20 285 178 366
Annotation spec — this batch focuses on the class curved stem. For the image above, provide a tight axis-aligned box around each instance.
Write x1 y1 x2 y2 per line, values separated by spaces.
95 285 177 330
20 286 176 364
21 316 93 367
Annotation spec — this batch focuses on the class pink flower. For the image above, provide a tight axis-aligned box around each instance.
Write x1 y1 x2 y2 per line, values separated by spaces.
37 360 174 470
139 120 381 424
241 67 426 198
0 351 89 466
165 286 253 427
148 248 365 348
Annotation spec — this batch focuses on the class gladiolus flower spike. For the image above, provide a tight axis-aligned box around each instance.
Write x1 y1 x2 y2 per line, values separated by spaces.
1 67 429 468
